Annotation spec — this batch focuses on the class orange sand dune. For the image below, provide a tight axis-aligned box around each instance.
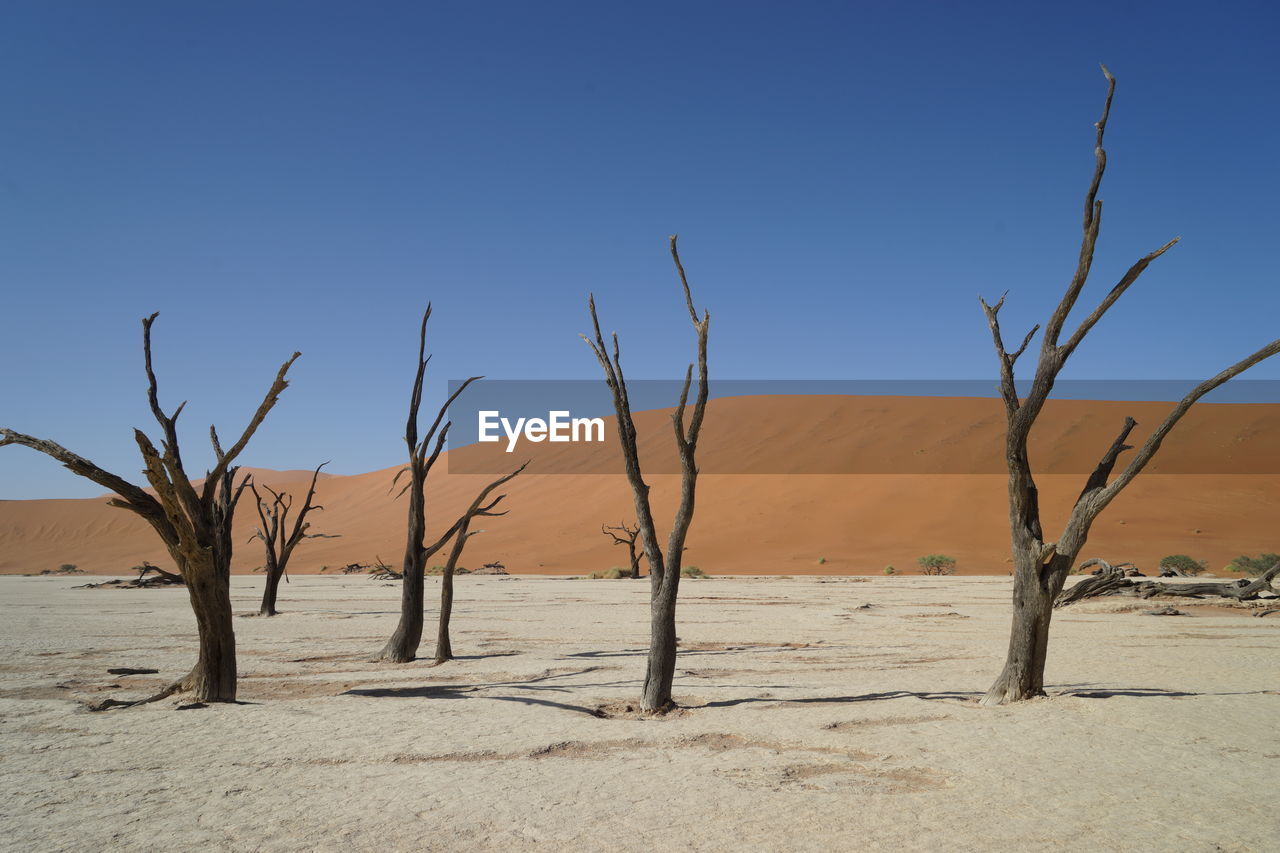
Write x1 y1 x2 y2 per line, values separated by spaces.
2 396 1276 576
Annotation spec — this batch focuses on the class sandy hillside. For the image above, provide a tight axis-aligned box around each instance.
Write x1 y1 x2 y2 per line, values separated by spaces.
1 574 1277 851
2 396 1277 576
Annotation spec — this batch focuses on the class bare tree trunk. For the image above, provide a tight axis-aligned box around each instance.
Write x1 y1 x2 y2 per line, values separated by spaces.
642 572 680 708
584 235 709 713
377 306 492 663
182 554 238 702
984 551 1074 704
435 569 454 663
434 465 526 664
381 486 427 662
2 313 298 707
976 67 1280 704
259 560 283 617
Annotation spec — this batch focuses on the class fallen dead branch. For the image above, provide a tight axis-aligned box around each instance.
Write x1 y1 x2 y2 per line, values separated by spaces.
1056 559 1280 608
368 556 402 581
74 562 184 590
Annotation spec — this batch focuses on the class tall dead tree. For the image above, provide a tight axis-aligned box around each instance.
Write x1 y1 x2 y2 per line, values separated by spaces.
978 66 1280 705
602 521 643 578
584 235 710 712
249 462 331 616
377 306 530 664
377 306 480 662
434 462 527 663
1 313 297 703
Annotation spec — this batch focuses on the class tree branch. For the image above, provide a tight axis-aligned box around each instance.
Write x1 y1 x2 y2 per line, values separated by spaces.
1102 338 1280 500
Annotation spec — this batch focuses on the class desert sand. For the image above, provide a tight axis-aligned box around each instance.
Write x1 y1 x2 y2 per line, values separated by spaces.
2 396 1278 577
1 574 1277 851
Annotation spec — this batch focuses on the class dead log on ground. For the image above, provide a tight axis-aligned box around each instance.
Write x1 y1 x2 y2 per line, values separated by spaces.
1056 560 1280 608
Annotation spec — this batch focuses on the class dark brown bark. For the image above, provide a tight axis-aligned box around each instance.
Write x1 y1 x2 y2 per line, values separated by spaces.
434 464 526 664
583 235 709 712
602 522 643 578
250 463 329 616
978 67 1280 705
2 313 297 704
378 306 483 662
1057 560 1280 607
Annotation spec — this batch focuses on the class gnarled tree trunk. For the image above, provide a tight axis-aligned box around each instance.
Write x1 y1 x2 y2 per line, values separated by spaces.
977 67 1280 705
2 313 298 705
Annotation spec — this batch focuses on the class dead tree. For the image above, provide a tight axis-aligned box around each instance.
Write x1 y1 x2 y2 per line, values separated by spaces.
1057 560 1280 607
74 562 185 589
377 306 528 663
434 462 527 663
134 562 184 586
249 463 331 616
1 313 296 703
601 521 643 578
368 556 402 580
978 66 1280 705
583 235 710 712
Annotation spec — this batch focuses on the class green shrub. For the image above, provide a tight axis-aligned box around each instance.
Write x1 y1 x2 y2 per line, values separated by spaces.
681 565 709 579
1159 554 1207 576
816 557 826 565
40 564 83 575
1226 553 1280 576
917 554 957 576
883 565 895 575
600 566 629 579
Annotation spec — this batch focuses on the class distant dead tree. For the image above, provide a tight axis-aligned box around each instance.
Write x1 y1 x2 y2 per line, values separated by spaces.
601 521 643 578
248 463 333 616
434 462 526 664
977 66 1280 705
378 306 526 663
583 235 709 712
1 313 297 704
74 562 185 589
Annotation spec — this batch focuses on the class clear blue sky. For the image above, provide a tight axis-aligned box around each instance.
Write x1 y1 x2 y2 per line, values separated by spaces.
2 0 1278 498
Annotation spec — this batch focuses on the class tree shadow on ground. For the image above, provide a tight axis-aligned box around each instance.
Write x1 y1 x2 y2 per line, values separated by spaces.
699 690 980 709
564 645 814 661
342 666 633 716
1053 685 1271 699
447 651 521 661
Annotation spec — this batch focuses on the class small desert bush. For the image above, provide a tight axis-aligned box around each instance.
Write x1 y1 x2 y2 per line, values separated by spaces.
1226 553 1280 576
1159 554 1207 576
39 564 83 576
427 565 470 576
586 567 629 579
681 565 709 579
816 557 826 565
883 565 895 575
917 554 957 576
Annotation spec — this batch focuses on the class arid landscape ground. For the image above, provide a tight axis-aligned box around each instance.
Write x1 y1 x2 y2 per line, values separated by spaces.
1 574 1277 851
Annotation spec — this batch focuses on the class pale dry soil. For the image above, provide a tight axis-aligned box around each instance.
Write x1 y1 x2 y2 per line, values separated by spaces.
1 575 1277 852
